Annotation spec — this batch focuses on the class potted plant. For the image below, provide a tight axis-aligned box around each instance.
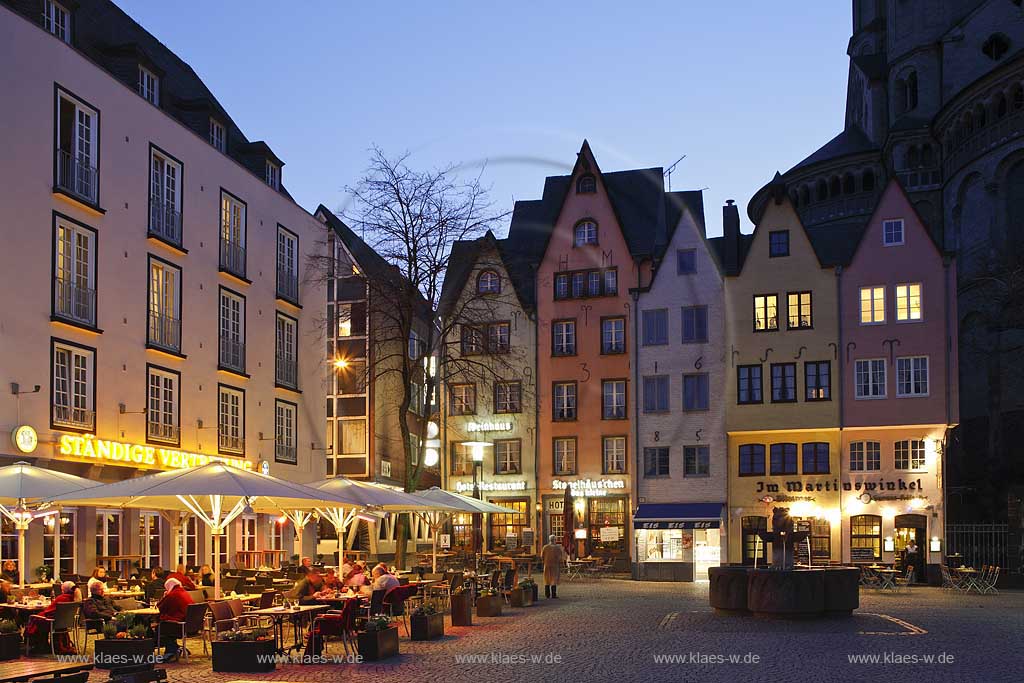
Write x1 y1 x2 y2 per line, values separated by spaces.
450 585 472 627
93 617 155 669
357 615 399 661
476 588 502 618
409 604 444 641
0 620 21 661
33 565 52 582
510 579 535 608
212 628 276 673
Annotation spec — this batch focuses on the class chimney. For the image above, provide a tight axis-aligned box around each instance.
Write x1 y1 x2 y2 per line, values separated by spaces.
723 199 740 274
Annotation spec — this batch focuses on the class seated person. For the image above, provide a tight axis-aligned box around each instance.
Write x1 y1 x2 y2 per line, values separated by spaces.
345 561 368 589
82 581 118 623
26 581 76 654
0 579 12 604
0 560 18 584
144 567 167 602
321 568 341 590
90 566 108 583
371 566 400 593
197 564 215 587
287 569 325 604
339 556 354 581
296 557 314 575
156 578 194 662
165 564 196 591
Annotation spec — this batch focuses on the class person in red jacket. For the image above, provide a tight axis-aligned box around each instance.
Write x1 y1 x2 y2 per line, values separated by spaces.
156 578 194 661
26 581 77 654
164 564 196 591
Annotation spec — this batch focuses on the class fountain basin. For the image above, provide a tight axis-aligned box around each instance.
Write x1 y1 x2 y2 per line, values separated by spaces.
708 566 859 618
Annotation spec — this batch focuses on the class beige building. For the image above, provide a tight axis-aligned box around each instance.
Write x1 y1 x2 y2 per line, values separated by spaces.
0 0 327 575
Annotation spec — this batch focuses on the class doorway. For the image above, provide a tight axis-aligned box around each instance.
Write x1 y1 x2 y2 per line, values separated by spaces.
894 514 927 583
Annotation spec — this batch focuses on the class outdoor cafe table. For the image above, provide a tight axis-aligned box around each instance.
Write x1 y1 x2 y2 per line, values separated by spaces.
122 607 159 616
12 584 53 593
0 659 93 682
248 604 327 654
97 554 143 577
954 567 982 593
106 589 144 599
3 600 50 614
873 568 901 591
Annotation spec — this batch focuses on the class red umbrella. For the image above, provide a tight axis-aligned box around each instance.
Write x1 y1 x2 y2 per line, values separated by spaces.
561 484 575 559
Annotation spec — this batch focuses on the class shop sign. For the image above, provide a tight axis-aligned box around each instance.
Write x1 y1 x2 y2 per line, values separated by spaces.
754 477 924 494
453 480 527 493
546 498 563 513
599 526 620 542
57 434 251 471
11 425 38 454
552 478 626 497
634 520 719 530
466 421 513 433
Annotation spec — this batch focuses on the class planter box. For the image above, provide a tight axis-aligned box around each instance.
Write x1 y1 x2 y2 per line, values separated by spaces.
211 639 277 673
357 626 399 661
510 587 534 608
450 592 472 626
476 594 502 618
410 613 444 641
0 633 21 661
93 638 156 670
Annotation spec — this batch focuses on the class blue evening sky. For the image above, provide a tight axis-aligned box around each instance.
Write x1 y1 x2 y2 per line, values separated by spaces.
117 1 851 236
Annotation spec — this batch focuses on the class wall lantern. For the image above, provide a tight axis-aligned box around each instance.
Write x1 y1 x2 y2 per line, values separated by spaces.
883 536 895 552
929 536 942 553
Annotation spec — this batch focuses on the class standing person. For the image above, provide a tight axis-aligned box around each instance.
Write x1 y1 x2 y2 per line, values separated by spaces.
904 540 920 582
156 578 193 662
541 535 565 599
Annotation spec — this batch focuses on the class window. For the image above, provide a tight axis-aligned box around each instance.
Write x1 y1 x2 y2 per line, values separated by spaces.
860 286 885 324
95 510 121 565
805 361 831 401
487 322 511 353
753 294 779 331
489 499 528 550
148 257 181 352
138 66 159 105
684 445 710 477
602 380 626 419
895 440 926 470
802 442 830 474
770 443 798 475
495 439 521 474
494 381 522 413
450 442 473 476
603 436 627 474
642 309 668 345
855 359 886 399
449 384 476 416
460 325 484 355
982 33 1011 61
275 400 297 464
266 161 281 190
770 363 797 403
681 305 708 343
209 118 226 152
276 227 299 301
683 373 710 411
149 147 182 245
146 366 179 444
177 517 198 568
849 441 881 471
677 249 696 274
53 216 96 326
851 514 882 562
139 513 161 570
742 516 767 565
883 219 904 246
737 365 763 404
574 220 598 246
275 313 298 389
52 340 94 430
604 269 618 295
552 320 576 356
769 230 790 257
896 356 929 397
217 385 244 454
738 444 766 476
554 273 569 299
55 89 99 204
576 174 596 193
477 270 500 294
219 191 246 278
643 376 670 413
601 317 625 354
553 268 617 299
553 437 577 475
644 447 670 478
553 382 577 421
0 519 16 570
43 511 76 575
895 283 922 321
218 288 245 373
787 291 812 329
240 515 257 552
43 1 70 42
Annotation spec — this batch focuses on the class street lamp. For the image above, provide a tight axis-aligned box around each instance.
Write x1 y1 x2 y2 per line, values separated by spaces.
462 441 491 560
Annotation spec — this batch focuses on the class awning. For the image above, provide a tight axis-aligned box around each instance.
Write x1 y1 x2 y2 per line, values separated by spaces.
633 503 723 529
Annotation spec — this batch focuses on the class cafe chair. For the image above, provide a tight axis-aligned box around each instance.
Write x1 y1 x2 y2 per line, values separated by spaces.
311 598 357 656
38 600 81 655
77 604 109 653
894 568 915 592
207 600 238 639
382 585 417 637
499 568 516 605
257 589 278 610
156 601 209 661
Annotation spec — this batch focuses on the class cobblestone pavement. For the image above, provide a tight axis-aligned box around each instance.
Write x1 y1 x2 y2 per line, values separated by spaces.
79 579 1024 683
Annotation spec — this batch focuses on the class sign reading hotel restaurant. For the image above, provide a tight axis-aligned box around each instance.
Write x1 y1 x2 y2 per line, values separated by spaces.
465 421 513 433
454 480 527 493
57 434 252 471
552 478 626 497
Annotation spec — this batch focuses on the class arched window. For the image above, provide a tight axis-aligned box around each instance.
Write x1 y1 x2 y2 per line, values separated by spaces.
799 185 810 206
829 176 841 198
982 33 1011 61
573 219 598 247
576 174 596 194
907 145 920 169
921 144 935 168
816 179 828 201
843 173 855 194
906 71 918 111
850 514 882 562
476 270 501 294
862 170 875 192
975 103 987 129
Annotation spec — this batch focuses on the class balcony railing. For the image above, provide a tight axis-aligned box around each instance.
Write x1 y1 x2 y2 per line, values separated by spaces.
147 421 179 443
219 337 245 373
54 278 96 326
277 266 299 301
275 443 297 463
275 354 297 388
149 196 182 246
219 239 246 278
55 149 98 204
53 405 95 430
218 432 245 453
148 311 181 352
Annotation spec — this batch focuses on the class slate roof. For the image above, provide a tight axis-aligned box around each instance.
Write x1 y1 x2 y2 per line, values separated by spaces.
805 219 871 267
786 126 878 174
438 233 538 317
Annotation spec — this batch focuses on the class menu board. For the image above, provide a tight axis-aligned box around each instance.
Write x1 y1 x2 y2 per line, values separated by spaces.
794 520 811 565
505 534 519 551
600 526 620 542
521 528 535 550
850 546 877 563
439 534 450 549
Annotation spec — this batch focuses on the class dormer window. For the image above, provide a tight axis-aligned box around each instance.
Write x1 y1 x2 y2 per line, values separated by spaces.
138 66 159 105
209 118 226 152
266 161 280 190
574 220 598 247
768 230 790 257
883 219 904 246
477 270 501 294
577 174 596 194
43 1 70 43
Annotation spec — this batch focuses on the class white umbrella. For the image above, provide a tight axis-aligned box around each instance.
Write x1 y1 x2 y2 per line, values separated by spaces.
0 461 101 585
44 462 366 597
410 487 519 572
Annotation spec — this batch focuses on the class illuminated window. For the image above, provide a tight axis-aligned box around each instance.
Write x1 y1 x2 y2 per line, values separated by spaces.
753 294 778 331
851 515 882 561
895 283 922 321
787 291 812 329
860 286 885 324
895 440 926 470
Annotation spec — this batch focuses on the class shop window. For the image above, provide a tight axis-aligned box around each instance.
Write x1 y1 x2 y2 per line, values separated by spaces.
588 498 625 552
741 516 767 565
451 513 474 553
43 511 76 576
489 499 528 550
850 514 882 562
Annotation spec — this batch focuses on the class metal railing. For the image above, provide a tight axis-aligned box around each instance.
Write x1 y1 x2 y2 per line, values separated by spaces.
147 421 179 443
275 443 296 463
56 149 98 204
276 267 298 301
219 337 245 373
218 432 245 453
53 405 95 430
219 239 247 278
149 196 182 246
275 354 297 388
946 523 1012 571
148 311 181 352
53 278 96 325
